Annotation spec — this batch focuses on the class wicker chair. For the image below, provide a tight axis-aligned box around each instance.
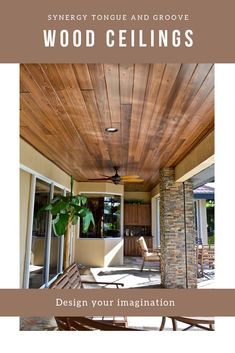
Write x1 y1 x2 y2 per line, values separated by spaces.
136 236 161 271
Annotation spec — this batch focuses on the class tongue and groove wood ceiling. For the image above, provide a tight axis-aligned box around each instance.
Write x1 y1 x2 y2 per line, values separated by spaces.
20 63 214 191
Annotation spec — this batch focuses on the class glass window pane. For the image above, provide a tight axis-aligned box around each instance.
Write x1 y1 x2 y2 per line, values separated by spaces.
49 186 64 280
30 179 50 288
80 194 121 238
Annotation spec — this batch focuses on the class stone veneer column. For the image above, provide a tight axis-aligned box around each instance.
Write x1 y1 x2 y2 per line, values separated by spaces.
160 168 197 288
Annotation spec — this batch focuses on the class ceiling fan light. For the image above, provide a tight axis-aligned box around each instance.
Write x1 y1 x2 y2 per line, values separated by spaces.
105 127 118 133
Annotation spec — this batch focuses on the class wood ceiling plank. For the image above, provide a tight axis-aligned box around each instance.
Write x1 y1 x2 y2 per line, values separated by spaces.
22 64 102 179
128 64 150 172
21 65 76 147
103 64 122 167
138 63 181 173
133 64 165 165
22 65 78 142
87 64 112 127
140 64 213 183
120 104 132 174
35 64 103 171
88 64 121 171
149 64 200 164
81 89 111 172
72 64 93 90
157 69 214 164
54 64 103 152
120 65 134 104
104 64 121 126
20 93 56 135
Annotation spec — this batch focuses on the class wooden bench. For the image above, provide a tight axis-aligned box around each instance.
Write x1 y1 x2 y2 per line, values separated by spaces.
49 262 127 330
49 262 124 289
55 316 141 331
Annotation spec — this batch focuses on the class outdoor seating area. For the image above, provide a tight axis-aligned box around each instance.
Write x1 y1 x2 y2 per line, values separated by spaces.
20 256 215 331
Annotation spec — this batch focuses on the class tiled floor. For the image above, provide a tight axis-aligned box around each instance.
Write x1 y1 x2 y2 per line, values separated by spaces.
20 256 215 331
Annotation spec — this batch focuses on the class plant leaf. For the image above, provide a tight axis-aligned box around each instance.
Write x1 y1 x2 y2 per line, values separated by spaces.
50 200 70 216
82 211 95 233
52 213 69 236
80 195 87 206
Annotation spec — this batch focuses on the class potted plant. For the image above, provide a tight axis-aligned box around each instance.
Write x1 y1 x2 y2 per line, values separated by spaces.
39 176 94 269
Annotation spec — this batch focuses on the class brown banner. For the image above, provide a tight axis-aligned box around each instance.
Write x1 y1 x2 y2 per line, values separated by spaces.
0 289 234 316
0 0 235 62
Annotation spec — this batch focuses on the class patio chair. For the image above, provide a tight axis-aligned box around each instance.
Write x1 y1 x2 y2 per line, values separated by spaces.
196 245 215 277
136 236 161 271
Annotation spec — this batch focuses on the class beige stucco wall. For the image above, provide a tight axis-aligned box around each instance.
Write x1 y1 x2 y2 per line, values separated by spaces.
175 130 214 182
20 139 71 189
20 169 31 287
124 191 151 203
76 181 123 195
74 238 123 267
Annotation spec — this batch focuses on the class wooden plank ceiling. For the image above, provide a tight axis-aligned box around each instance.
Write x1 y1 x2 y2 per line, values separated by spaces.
20 64 214 191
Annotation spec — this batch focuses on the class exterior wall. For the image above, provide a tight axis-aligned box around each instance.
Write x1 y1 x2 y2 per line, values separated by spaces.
20 169 31 287
20 139 71 189
160 168 197 289
175 130 214 182
76 182 123 195
74 238 123 267
124 192 151 203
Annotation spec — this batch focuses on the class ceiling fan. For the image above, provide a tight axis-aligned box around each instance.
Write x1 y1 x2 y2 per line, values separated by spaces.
87 166 144 185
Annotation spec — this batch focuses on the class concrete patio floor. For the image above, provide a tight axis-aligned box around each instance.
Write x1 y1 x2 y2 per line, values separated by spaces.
20 256 215 331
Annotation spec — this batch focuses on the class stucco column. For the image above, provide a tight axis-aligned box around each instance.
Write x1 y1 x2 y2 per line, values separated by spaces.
160 168 197 288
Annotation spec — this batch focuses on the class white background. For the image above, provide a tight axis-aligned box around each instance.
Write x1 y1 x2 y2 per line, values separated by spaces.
0 64 234 352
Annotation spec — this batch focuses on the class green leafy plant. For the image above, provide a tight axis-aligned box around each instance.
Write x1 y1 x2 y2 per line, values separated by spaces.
39 176 94 269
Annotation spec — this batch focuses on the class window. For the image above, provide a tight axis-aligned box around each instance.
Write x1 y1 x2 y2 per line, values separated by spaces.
30 179 50 288
26 176 67 288
80 194 121 238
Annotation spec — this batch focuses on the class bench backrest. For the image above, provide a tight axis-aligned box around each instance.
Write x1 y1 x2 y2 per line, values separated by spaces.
55 316 140 331
49 263 82 289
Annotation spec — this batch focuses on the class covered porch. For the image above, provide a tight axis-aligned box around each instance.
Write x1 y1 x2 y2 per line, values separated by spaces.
20 63 214 291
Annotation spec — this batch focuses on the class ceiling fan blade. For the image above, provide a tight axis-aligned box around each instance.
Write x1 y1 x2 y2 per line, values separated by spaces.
87 177 111 181
122 179 144 183
121 175 140 179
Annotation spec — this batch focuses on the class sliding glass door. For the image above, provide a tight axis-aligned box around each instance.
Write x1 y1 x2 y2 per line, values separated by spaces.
26 176 67 288
30 179 50 288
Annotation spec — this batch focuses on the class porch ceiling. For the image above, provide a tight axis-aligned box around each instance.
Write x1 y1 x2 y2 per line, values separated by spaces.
20 63 214 191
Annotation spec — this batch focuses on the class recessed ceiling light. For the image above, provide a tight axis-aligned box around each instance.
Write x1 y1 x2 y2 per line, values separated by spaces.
105 127 118 133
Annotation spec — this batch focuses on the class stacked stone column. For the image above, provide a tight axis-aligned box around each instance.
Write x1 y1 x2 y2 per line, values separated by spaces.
160 168 197 288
